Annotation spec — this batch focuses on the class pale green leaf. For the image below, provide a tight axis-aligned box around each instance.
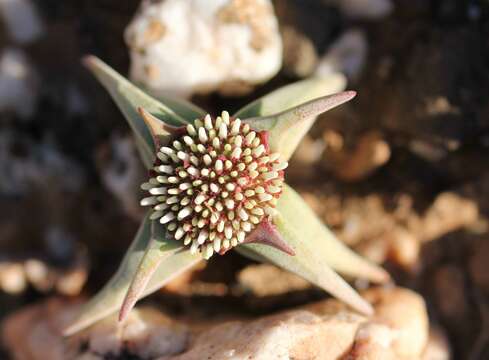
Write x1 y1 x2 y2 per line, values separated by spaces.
243 91 356 160
83 56 204 168
234 74 346 119
63 213 201 336
137 84 207 122
234 245 269 263
118 220 183 322
240 185 390 315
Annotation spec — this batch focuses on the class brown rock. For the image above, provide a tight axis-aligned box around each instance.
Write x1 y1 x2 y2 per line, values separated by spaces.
433 265 468 320
2 298 188 360
469 238 489 294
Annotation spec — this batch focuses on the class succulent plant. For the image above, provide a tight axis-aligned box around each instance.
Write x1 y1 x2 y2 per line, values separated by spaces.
63 56 389 336
140 110 290 259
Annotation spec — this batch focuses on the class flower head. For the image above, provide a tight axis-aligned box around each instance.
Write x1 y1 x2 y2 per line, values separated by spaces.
140 111 287 259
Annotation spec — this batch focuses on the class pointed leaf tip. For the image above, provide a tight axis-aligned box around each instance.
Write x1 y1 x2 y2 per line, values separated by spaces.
81 54 99 70
234 74 347 120
343 90 357 100
239 184 387 316
243 220 295 256
80 55 205 169
118 252 164 323
62 214 201 336
138 107 186 151
276 185 389 284
286 90 357 121
137 107 164 151
244 90 357 161
119 221 184 322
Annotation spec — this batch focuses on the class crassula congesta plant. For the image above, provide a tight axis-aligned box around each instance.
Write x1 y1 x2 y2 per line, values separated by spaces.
63 56 390 336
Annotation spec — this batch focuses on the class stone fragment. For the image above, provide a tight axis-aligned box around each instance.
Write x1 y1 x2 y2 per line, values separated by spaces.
0 48 39 118
125 0 282 97
282 26 318 78
0 0 44 44
316 29 368 80
1 287 439 360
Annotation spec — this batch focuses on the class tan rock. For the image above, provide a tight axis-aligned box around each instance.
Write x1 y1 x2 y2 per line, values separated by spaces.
238 264 311 296
422 327 451 360
0 255 88 296
0 262 26 294
386 226 420 270
282 26 318 78
2 287 440 360
293 185 481 272
323 130 391 182
2 298 188 360
176 310 362 360
363 287 429 358
421 192 479 242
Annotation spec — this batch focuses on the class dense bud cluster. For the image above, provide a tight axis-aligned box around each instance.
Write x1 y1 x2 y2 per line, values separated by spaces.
141 111 287 258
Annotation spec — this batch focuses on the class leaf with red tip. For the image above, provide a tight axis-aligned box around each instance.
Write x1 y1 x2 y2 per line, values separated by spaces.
243 219 295 256
138 107 186 150
239 185 390 316
63 213 201 336
83 55 205 168
244 91 357 161
118 220 181 323
235 74 346 119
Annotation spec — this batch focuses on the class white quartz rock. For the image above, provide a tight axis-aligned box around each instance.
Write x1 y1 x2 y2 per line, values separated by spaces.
125 0 282 98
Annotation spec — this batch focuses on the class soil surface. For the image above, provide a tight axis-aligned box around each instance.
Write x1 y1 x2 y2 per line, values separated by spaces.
1 0 489 359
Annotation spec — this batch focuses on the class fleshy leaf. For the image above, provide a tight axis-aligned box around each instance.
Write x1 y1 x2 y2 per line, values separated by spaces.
234 73 346 119
243 91 356 160
245 185 389 283
240 185 390 315
148 93 207 123
83 55 204 168
118 220 182 322
63 213 201 336
138 107 187 151
235 246 269 263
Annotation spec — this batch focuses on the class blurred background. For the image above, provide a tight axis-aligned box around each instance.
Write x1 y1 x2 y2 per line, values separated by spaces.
0 0 489 358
